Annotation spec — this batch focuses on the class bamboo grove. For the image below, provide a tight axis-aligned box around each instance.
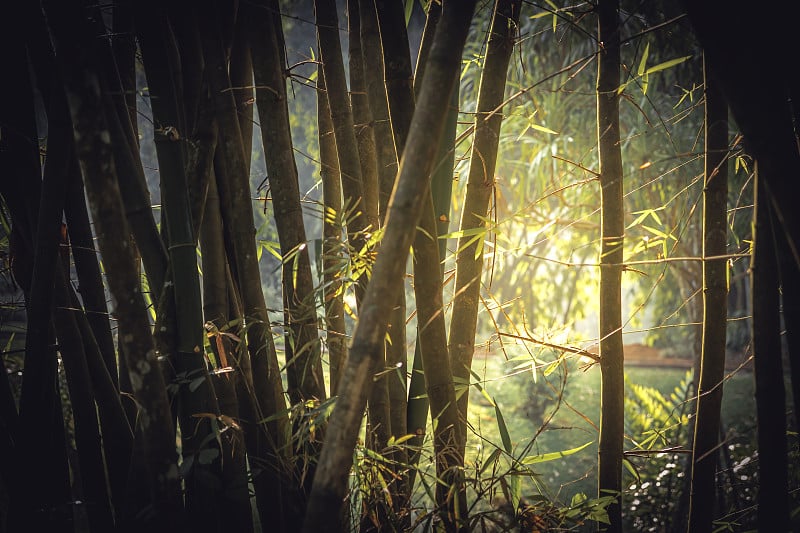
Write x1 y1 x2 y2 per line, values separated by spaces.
0 0 799 532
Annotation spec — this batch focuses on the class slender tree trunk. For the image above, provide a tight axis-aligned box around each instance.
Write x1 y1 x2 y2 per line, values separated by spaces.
303 3 477 530
246 0 326 404
112 0 139 140
41 3 186 528
0 19 73 529
413 0 440 98
195 3 296 528
752 170 790 532
53 265 115 532
136 9 233 530
66 279 133 515
375 0 436 502
45 89 117 531
688 55 729 532
448 0 521 453
64 161 119 388
359 0 399 220
348 0 381 231
596 1 625 530
230 14 255 176
405 1 441 488
317 66 349 397
375 0 415 152
315 0 371 301
358 0 408 476
349 1 391 471
413 191 467 529
86 11 169 300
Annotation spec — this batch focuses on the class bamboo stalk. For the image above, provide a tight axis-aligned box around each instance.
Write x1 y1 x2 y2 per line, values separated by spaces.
303 3 477 529
688 54 729 532
247 0 326 404
42 1 185 525
596 1 625 530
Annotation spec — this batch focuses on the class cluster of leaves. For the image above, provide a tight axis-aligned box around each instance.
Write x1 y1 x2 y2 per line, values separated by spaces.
622 373 693 530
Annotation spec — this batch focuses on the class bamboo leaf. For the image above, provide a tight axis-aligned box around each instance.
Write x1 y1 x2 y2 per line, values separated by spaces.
530 123 559 135
543 359 560 376
509 474 522 511
622 457 641 483
644 55 692 75
494 400 513 454
439 226 487 240
642 225 677 241
479 447 503 476
189 375 206 392
521 441 592 465
637 42 650 77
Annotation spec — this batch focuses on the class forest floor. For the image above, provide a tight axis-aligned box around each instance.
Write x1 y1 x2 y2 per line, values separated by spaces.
618 342 752 371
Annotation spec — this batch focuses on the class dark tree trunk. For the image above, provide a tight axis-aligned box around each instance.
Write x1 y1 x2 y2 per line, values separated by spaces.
751 172 789 531
683 4 800 531
349 2 391 477
596 1 625 531
41 2 185 528
375 0 415 152
112 0 139 139
66 279 133 515
195 3 296 529
246 0 326 404
315 0 371 303
53 265 115 532
0 15 73 529
135 8 231 530
688 54 729 532
302 2 477 530
317 66 349 396
447 0 521 453
358 2 409 499
64 161 119 388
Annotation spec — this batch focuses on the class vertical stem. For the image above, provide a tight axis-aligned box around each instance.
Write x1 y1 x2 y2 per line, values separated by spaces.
688 54 729 532
596 1 624 530
303 2 477 529
247 0 326 404
448 0 520 454
317 66 349 397
752 171 789 531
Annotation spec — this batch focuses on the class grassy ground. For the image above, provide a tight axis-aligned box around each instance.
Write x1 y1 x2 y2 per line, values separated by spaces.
456 353 757 517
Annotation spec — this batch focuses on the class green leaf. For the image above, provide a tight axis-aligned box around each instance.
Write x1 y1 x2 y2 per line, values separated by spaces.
521 441 592 465
404 0 413 25
189 376 206 392
637 43 650 77
509 474 522 510
571 492 588 507
627 208 664 229
644 55 692 75
474 235 485 261
494 400 513 454
530 123 559 135
479 448 503 476
543 359 560 377
622 457 641 483
642 225 677 241
439 226 486 240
